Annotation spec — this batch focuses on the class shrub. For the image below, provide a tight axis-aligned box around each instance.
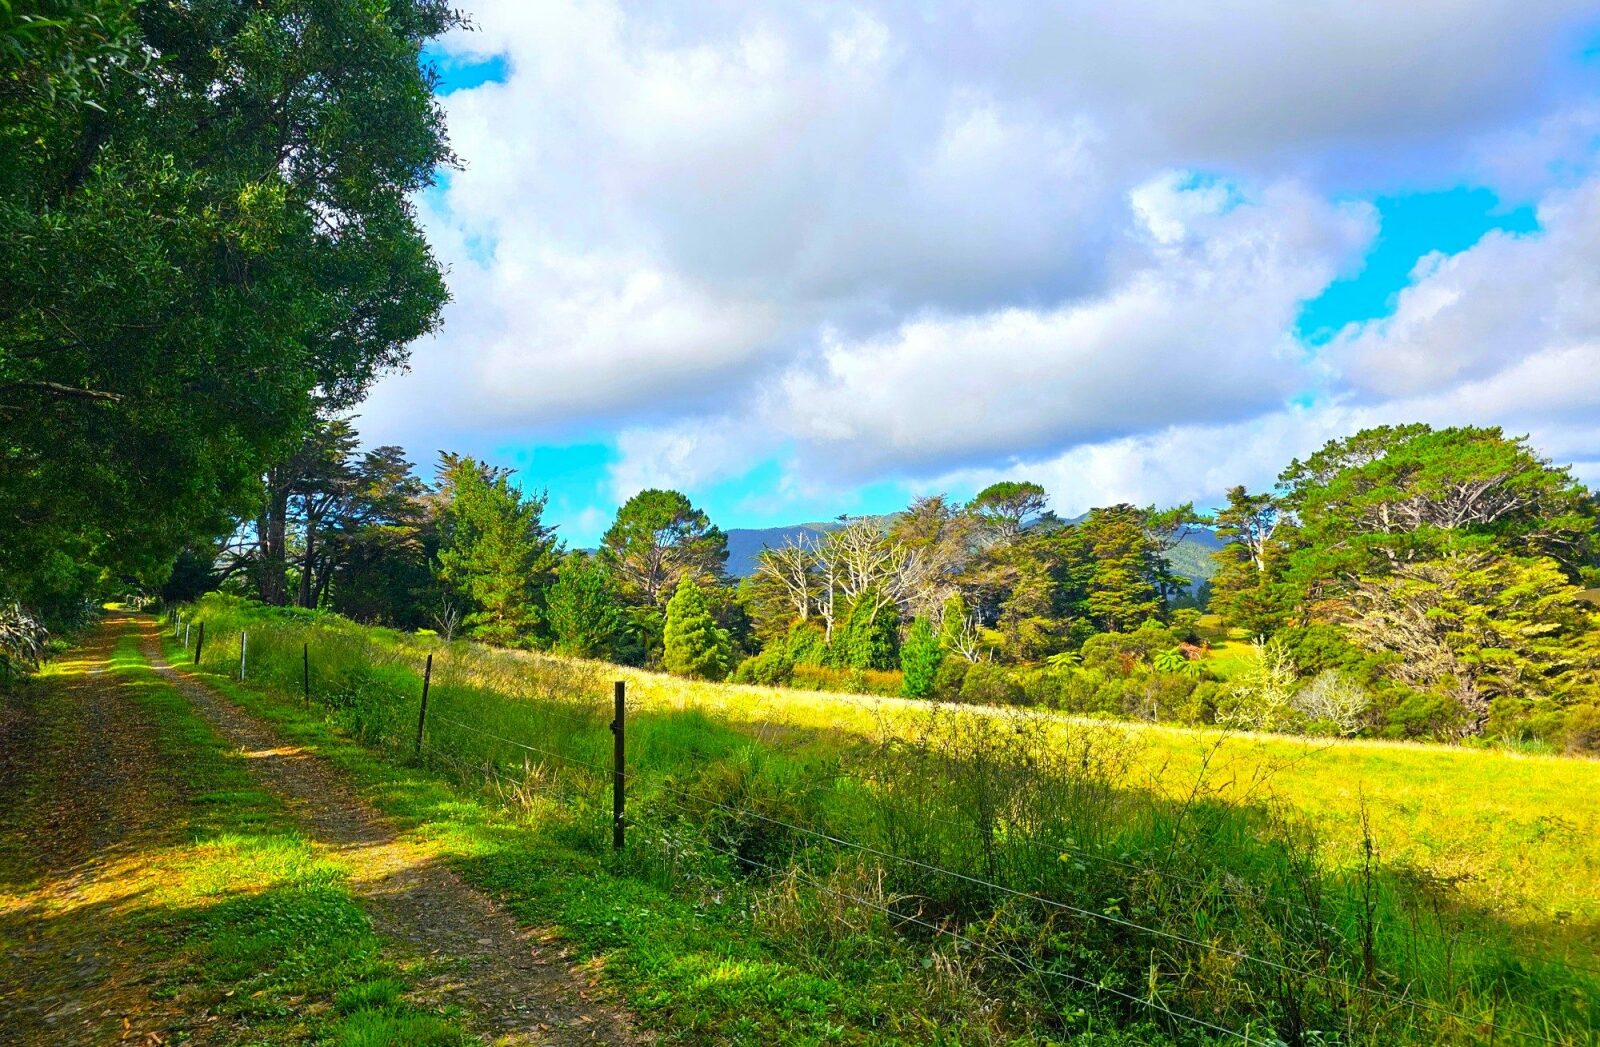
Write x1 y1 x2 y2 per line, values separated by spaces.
837 593 899 670
0 602 48 671
1564 704 1600 755
1291 670 1371 737
932 656 969 699
1378 690 1466 740
732 646 795 687
958 661 1024 706
783 621 829 667
1216 639 1299 732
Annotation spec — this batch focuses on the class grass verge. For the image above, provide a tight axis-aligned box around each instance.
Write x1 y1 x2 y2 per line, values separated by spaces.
1 631 477 1045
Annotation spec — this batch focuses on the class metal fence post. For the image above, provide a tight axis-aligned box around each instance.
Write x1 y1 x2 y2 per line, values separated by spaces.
611 680 626 850
239 630 247 681
414 653 433 757
194 622 204 665
303 643 310 704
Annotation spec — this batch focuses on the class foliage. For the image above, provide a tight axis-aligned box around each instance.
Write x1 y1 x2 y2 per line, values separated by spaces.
0 0 458 622
546 555 628 660
435 457 561 647
898 616 943 698
663 577 732 681
601 489 727 609
731 646 796 687
1291 670 1371 736
970 479 1050 540
0 602 48 670
1217 640 1300 732
1344 553 1600 735
835 590 899 670
957 660 1025 705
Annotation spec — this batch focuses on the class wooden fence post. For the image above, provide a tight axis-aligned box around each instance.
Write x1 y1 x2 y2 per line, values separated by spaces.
611 680 626 850
239 630 247 681
194 622 204 665
414 653 433 757
302 643 310 704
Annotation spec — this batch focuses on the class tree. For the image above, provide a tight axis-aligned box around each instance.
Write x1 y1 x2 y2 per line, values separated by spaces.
1210 486 1290 633
1 0 458 624
321 446 436 626
663 577 731 680
1056 505 1164 632
600 490 727 608
435 458 561 647
1280 425 1595 588
971 481 1050 542
1344 553 1600 735
546 555 627 660
900 616 943 697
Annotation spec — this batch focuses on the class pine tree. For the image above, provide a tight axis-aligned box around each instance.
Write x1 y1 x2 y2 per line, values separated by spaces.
900 616 943 697
546 555 627 660
435 458 560 647
663 577 732 680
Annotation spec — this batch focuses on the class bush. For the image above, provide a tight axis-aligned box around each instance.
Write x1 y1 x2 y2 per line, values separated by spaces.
732 646 795 687
932 656 969 699
958 661 1024 706
1378 690 1465 740
783 622 829 667
789 664 903 696
1564 704 1600 755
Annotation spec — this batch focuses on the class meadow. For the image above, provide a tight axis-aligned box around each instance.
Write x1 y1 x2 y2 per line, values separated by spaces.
176 594 1600 1045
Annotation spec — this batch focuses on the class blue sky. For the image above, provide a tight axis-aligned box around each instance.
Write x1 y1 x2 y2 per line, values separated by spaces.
379 6 1600 547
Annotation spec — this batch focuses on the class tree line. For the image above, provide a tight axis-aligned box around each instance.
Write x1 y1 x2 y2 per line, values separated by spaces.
163 417 1600 751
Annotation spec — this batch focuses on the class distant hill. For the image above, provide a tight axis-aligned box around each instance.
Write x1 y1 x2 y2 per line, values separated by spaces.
724 522 840 576
722 518 1224 586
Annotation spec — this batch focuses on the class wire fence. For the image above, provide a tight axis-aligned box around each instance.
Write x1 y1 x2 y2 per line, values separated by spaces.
164 606 1596 1046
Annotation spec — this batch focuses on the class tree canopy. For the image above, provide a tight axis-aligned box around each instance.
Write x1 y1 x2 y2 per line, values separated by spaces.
1 0 457 623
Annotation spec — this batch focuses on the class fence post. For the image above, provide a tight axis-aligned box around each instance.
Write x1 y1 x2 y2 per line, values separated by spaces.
239 630 247 681
611 680 626 850
302 643 310 704
184 622 191 649
414 653 433 757
194 622 204 665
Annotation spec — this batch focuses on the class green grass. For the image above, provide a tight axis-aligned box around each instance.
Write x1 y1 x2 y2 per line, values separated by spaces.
170 596 1600 1045
3 632 476 1045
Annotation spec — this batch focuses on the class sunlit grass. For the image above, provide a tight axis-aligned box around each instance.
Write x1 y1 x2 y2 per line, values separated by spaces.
173 595 1600 1044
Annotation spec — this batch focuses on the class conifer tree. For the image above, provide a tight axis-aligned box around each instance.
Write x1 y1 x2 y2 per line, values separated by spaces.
900 616 943 697
663 577 732 680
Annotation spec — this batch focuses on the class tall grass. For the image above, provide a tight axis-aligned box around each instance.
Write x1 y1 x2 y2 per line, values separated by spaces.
178 595 1600 1045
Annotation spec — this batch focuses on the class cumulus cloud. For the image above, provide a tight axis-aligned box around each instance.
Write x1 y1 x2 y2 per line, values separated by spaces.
357 0 1600 518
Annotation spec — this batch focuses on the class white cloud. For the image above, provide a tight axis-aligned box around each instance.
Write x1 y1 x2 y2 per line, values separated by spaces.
1328 177 1600 399
357 0 1600 518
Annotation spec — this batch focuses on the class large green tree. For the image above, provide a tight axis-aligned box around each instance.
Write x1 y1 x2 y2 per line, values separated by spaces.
0 0 457 622
1345 553 1600 735
435 458 561 647
599 489 727 608
546 554 628 660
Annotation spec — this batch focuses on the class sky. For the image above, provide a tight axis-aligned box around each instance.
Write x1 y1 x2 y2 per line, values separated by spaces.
360 2 1600 547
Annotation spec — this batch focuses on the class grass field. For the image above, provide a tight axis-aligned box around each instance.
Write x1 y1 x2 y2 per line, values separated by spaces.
173 595 1600 1044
